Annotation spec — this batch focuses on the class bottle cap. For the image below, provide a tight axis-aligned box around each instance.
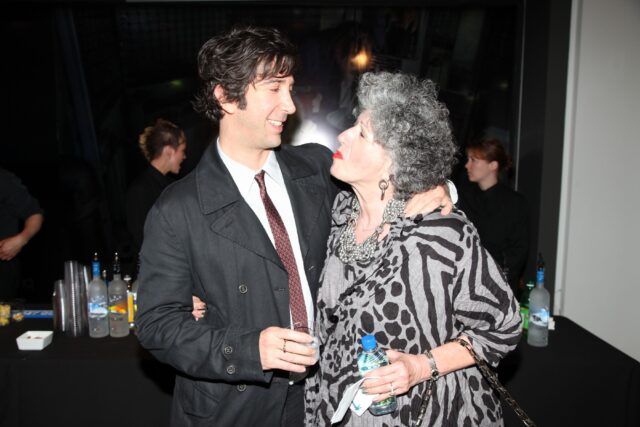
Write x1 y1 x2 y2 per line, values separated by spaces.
361 335 377 351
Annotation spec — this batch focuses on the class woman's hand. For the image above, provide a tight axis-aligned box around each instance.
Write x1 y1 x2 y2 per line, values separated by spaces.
361 349 428 402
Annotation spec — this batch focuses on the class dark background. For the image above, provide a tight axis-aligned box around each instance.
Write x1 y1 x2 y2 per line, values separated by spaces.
1 0 570 304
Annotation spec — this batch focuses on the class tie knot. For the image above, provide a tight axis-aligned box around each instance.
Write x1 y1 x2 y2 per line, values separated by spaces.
255 170 268 199
255 170 266 188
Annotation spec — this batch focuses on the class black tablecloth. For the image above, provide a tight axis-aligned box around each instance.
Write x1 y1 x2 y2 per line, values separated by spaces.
499 316 640 427
1 316 639 427
0 319 174 427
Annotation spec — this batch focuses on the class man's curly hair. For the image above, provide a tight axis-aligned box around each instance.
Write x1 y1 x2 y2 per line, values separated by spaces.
192 26 297 122
355 71 458 201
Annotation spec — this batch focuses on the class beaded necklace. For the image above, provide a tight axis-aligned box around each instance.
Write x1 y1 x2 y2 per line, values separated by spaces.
337 197 405 263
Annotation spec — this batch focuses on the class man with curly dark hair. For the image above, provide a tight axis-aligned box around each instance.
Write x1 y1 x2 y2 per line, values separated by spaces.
136 26 453 427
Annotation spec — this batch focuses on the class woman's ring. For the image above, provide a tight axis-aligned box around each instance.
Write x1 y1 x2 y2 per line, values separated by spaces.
282 339 288 353
389 382 396 396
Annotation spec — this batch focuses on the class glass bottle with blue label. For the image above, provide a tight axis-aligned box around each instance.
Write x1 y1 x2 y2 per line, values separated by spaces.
357 335 397 415
87 252 109 338
527 253 550 347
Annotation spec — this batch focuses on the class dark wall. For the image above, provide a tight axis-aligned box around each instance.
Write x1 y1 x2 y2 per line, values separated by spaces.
517 0 571 308
3 1 569 303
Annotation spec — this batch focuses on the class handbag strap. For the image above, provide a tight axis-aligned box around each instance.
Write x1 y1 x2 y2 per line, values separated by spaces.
451 338 537 427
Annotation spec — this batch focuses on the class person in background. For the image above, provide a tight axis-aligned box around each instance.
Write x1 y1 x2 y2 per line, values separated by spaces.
125 118 187 257
458 137 529 292
0 167 44 299
135 26 453 427
304 72 521 426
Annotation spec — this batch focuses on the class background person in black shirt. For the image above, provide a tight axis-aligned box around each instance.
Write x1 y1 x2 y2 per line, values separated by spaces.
0 167 44 299
125 119 187 258
458 138 529 292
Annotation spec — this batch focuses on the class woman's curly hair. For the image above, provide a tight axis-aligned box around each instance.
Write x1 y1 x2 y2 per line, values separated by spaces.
355 71 458 201
192 26 297 122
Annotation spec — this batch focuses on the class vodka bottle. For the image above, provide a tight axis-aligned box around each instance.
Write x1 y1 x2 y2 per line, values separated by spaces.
108 252 129 337
87 254 109 338
357 335 397 416
527 255 550 347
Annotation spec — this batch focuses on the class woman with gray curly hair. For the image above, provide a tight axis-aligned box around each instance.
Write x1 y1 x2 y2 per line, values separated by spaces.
304 71 521 426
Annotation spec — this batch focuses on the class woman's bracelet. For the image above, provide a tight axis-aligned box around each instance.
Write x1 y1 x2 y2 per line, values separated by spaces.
424 349 440 381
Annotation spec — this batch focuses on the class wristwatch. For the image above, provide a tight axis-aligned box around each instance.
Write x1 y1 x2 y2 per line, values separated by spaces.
425 349 440 381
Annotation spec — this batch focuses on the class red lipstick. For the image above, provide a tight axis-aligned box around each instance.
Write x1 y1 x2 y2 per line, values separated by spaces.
332 150 343 159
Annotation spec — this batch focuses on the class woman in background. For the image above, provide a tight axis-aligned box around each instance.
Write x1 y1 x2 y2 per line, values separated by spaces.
126 118 187 257
459 137 529 292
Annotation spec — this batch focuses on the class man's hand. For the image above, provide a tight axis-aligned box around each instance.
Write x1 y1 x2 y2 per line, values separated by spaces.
0 213 43 261
0 234 27 261
259 326 317 373
191 296 206 321
404 184 453 217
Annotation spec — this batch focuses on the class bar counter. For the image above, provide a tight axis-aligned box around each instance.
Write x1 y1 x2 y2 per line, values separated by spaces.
1 316 639 427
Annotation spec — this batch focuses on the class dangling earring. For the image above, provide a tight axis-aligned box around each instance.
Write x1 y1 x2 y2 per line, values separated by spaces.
378 179 389 201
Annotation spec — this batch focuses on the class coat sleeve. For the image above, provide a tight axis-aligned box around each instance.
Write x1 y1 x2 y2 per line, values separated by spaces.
135 203 272 384
452 228 522 367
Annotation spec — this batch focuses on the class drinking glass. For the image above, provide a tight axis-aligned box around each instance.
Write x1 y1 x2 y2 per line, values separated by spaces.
289 323 320 383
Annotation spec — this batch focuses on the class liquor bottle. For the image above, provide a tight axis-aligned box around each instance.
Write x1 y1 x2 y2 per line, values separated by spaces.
357 335 397 415
519 281 535 337
87 253 109 338
128 276 139 330
528 254 550 347
108 252 129 337
536 252 545 285
101 269 109 287
127 256 141 330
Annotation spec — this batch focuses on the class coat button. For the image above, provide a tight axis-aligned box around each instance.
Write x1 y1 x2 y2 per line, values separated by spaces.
224 345 233 355
238 284 248 294
226 365 236 375
237 384 247 392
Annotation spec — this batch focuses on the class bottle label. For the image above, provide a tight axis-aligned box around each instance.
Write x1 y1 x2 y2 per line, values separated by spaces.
108 295 128 314
529 308 549 327
88 302 108 317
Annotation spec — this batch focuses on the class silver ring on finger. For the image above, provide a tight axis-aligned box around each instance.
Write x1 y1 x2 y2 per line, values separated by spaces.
389 382 396 397
282 339 288 354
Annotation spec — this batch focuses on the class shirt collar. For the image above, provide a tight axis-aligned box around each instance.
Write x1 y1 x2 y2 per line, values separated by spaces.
216 139 285 198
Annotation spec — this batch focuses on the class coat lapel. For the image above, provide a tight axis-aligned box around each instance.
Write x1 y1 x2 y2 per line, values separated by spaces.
276 147 327 264
195 145 283 269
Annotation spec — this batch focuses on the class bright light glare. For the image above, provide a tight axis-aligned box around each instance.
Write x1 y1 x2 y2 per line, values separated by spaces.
290 119 339 152
351 49 370 71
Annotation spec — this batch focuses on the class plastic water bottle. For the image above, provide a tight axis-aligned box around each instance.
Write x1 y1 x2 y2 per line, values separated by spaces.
108 252 129 337
87 253 109 338
357 335 397 415
527 255 550 347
